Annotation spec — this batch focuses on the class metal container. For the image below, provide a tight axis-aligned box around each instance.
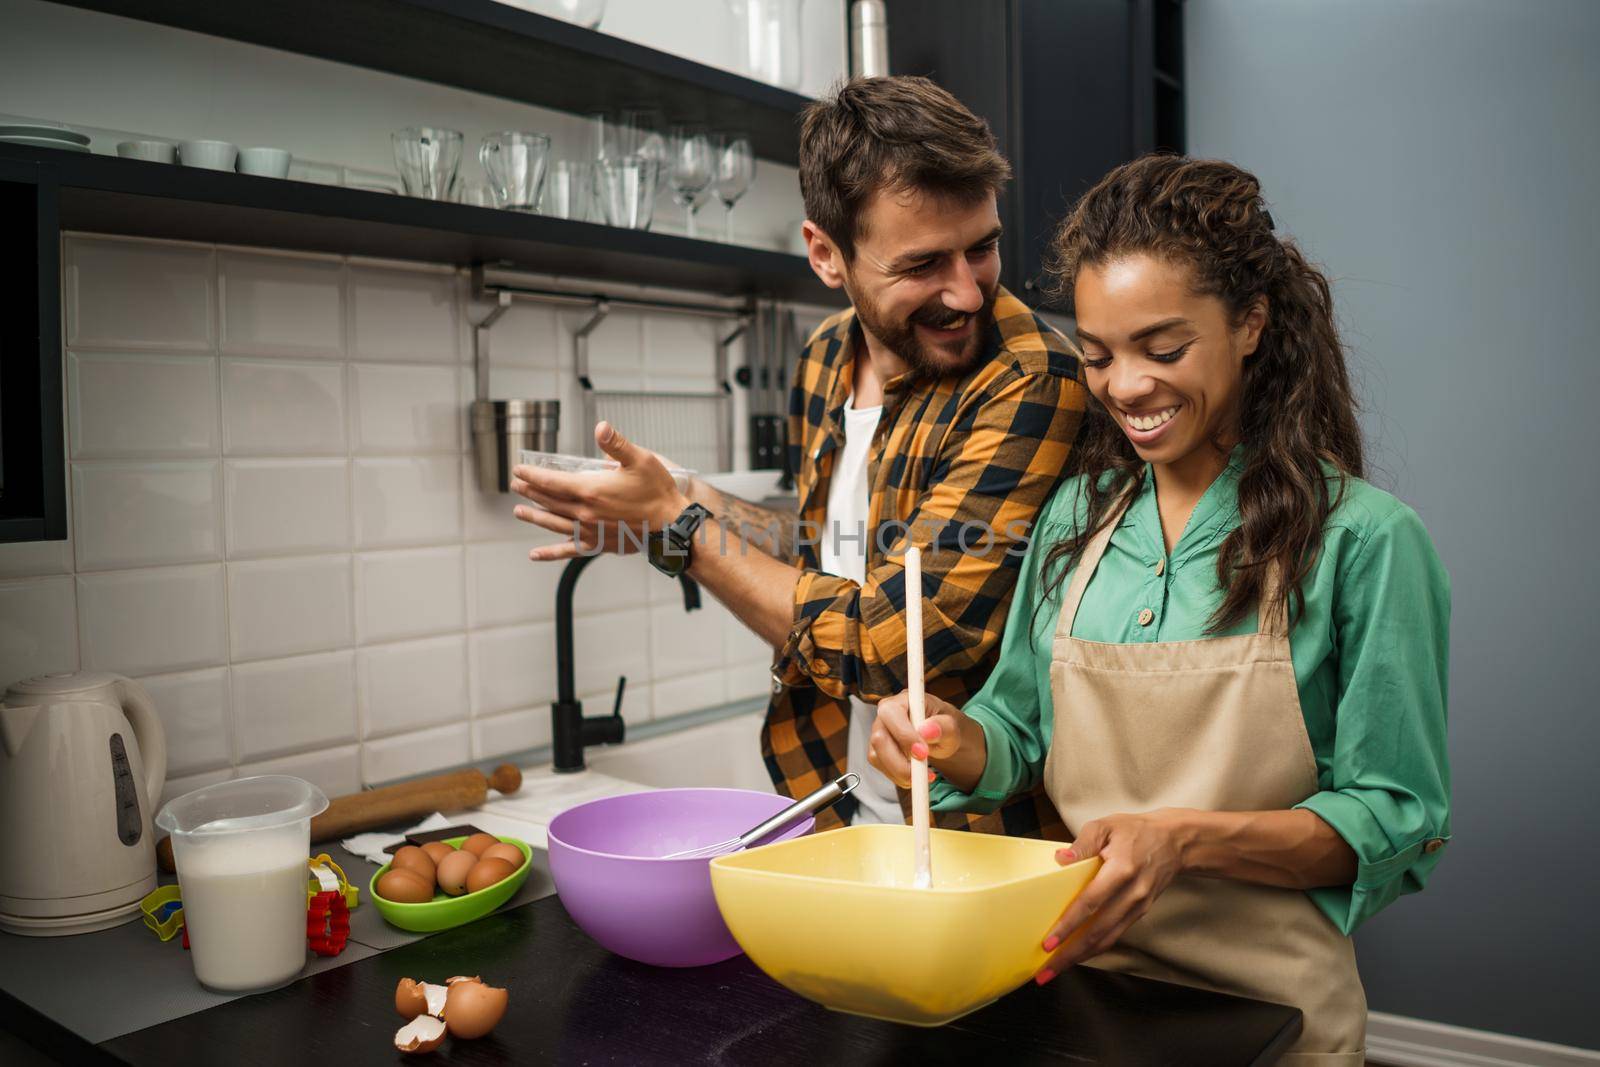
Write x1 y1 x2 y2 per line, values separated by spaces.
472 399 559 493
850 0 888 79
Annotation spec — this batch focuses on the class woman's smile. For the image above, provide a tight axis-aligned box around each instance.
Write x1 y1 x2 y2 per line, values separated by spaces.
1119 402 1183 446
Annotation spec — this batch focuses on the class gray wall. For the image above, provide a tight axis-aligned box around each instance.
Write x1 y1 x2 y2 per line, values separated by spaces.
1185 0 1599 1050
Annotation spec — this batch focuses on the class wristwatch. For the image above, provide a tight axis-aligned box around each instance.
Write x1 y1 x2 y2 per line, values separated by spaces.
646 502 713 578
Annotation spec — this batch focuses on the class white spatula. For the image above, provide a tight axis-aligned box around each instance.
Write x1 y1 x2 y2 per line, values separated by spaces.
905 545 933 889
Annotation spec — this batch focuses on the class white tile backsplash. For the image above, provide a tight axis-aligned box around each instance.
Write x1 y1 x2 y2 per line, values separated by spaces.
222 358 347 455
231 650 358 761
225 459 350 558
471 707 551 761
352 456 461 548
135 667 231 776
357 634 468 739
349 264 460 363
0 576 79 687
235 743 362 800
72 461 222 572
466 541 559 628
220 250 345 358
20 235 772 792
68 352 218 459
66 237 214 351
362 721 472 783
469 623 557 717
228 555 353 661
349 362 460 454
78 564 228 676
574 608 650 698
355 546 464 644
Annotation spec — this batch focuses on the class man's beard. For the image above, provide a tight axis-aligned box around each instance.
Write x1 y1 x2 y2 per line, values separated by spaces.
849 283 998 379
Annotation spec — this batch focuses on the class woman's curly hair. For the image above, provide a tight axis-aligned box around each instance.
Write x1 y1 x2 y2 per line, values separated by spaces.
1040 154 1364 632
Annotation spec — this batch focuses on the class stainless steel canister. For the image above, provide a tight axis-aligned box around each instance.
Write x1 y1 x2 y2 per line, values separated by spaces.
472 399 559 493
850 1 889 79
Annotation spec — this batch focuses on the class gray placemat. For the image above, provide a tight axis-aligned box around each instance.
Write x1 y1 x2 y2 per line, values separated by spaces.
0 844 557 1043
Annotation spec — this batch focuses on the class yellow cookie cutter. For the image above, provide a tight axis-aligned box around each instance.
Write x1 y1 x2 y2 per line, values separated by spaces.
139 884 185 941
308 853 360 909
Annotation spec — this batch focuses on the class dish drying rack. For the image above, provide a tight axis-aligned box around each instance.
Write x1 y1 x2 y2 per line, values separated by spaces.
472 268 747 477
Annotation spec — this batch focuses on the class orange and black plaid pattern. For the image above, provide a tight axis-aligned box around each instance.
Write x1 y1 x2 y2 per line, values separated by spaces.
762 287 1086 836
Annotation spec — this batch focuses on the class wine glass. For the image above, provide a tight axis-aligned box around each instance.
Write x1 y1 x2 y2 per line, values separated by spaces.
712 131 755 243
666 126 713 239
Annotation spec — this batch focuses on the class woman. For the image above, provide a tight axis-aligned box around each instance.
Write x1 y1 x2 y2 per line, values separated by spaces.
870 155 1450 1063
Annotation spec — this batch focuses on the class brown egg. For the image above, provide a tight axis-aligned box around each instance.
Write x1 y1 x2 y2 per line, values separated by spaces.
465 857 516 894
435 849 478 896
442 978 508 1039
376 868 435 904
480 842 524 869
460 833 500 857
420 841 455 865
390 845 435 882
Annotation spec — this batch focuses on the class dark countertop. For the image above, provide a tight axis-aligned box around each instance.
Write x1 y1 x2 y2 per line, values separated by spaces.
4 889 1302 1066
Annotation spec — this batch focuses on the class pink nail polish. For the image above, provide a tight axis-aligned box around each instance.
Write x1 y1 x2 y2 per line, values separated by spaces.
1034 968 1057 986
1043 935 1059 952
911 743 928 760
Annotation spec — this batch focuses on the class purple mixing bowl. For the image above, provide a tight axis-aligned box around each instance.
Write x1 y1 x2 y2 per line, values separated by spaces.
547 788 814 968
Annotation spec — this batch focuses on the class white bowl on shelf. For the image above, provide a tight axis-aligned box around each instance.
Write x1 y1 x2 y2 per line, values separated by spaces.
178 140 237 171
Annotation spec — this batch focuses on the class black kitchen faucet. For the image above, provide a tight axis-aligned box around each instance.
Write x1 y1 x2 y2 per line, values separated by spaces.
551 553 702 772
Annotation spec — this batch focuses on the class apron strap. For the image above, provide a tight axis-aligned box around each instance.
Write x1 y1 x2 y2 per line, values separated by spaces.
1055 490 1136 639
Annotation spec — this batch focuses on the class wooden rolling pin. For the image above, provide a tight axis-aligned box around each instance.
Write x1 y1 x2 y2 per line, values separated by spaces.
156 763 524 873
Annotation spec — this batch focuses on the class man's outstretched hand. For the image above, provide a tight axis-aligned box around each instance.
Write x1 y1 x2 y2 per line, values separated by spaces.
509 421 690 560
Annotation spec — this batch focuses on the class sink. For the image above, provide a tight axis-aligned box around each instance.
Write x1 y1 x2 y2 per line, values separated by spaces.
586 711 770 791
479 711 773 847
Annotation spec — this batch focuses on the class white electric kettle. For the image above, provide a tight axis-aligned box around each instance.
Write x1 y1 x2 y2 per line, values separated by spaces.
0 672 167 935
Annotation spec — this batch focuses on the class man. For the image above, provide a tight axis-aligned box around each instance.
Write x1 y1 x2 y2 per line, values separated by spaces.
510 76 1084 835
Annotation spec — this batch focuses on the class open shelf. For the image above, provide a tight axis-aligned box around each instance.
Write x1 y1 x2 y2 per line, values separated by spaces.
3 143 836 303
50 0 812 167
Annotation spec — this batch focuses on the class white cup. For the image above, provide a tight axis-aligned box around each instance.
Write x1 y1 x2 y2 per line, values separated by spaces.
238 146 292 178
179 140 238 171
116 140 176 163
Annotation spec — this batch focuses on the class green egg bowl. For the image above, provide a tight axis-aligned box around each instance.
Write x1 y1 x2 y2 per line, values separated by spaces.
369 836 533 932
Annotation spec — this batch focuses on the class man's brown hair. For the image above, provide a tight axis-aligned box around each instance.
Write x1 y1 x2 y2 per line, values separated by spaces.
798 76 1011 260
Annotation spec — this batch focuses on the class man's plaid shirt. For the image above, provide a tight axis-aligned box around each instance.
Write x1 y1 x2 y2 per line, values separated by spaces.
762 286 1086 836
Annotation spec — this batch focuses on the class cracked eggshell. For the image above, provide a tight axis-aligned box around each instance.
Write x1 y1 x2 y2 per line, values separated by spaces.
443 978 509 1039
394 978 448 1019
394 1014 447 1054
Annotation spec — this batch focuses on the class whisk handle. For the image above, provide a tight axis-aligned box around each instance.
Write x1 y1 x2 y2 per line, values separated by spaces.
739 773 860 850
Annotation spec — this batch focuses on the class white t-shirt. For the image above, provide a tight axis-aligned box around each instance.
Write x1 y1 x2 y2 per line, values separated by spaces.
821 397 903 826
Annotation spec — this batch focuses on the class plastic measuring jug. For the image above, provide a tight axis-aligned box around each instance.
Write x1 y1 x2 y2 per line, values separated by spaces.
155 776 328 991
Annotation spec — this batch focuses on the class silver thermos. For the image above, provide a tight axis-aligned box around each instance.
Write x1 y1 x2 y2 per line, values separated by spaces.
850 0 889 79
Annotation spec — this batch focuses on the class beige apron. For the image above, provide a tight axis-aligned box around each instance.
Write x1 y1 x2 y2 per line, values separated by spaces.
1043 500 1367 1064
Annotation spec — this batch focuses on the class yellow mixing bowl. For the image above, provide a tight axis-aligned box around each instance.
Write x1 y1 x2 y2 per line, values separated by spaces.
710 824 1101 1027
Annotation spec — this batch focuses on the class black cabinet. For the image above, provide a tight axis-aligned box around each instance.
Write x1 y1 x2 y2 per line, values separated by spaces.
887 0 1185 307
0 160 66 543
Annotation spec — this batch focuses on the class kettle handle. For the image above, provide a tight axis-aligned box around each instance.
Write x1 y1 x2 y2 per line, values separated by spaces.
114 678 167 809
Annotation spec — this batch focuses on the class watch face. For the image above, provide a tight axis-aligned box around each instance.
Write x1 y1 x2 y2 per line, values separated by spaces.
647 534 687 576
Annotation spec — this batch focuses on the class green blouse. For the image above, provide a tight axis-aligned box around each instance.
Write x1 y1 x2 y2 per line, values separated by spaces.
930 450 1452 934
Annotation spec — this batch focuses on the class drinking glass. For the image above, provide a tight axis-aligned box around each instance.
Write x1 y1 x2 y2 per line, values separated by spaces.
620 107 668 167
595 155 660 230
667 126 713 239
712 132 755 243
587 110 620 163
544 160 595 221
392 127 463 200
479 130 551 211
